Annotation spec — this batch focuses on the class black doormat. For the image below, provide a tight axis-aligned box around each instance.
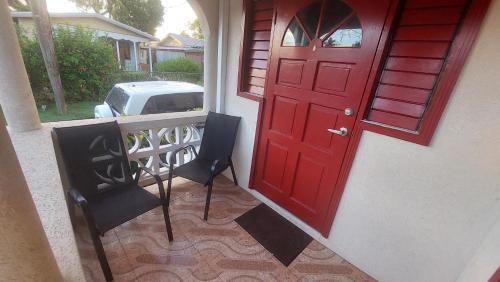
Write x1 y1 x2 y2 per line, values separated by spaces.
235 203 313 266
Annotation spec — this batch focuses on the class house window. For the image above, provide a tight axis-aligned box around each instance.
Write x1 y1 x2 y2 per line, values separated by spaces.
119 41 130 60
363 0 486 145
237 0 275 101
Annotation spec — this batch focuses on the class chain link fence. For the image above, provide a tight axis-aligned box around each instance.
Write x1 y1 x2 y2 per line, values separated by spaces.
118 71 203 86
151 72 203 85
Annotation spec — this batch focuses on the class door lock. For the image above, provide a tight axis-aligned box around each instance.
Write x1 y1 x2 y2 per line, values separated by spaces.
345 107 353 116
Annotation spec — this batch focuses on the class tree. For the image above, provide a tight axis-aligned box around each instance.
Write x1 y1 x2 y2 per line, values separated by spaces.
30 0 67 114
69 0 164 35
8 0 30 11
187 18 203 39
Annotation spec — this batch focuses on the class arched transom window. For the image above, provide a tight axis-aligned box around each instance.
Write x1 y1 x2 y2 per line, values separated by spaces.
282 0 362 48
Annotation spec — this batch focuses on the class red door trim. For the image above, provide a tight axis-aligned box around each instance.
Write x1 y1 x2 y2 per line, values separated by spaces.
249 0 491 237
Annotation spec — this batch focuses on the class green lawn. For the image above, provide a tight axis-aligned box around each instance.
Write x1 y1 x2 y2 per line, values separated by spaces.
38 101 100 123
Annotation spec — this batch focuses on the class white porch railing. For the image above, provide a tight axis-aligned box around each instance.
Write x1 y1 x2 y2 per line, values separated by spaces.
118 112 207 184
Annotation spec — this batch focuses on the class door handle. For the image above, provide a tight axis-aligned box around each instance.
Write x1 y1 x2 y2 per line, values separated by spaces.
328 127 348 136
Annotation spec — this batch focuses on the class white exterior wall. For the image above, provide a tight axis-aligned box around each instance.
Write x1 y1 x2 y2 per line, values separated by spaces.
222 0 260 190
222 0 500 281
329 1 500 280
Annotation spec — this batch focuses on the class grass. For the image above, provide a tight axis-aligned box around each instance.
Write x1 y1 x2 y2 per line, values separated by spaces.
38 101 100 123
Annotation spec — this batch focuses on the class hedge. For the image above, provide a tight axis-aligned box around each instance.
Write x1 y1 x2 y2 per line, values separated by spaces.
18 26 118 104
154 57 201 74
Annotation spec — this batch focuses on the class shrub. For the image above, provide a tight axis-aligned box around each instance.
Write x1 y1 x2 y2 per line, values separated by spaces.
18 26 118 104
154 57 201 73
17 29 52 104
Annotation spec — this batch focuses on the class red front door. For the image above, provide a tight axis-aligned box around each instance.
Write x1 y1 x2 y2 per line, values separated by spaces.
254 0 392 231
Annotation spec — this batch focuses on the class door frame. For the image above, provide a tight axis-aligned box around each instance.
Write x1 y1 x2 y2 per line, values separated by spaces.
249 0 401 237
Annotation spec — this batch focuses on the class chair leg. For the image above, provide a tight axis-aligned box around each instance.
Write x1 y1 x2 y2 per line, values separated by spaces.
203 180 214 221
161 202 174 241
66 196 77 230
88 225 113 281
229 158 238 186
166 170 173 207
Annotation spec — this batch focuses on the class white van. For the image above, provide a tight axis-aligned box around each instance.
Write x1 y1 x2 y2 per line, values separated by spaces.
94 81 204 118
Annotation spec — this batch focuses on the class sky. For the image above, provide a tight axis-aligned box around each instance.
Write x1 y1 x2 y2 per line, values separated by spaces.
45 0 198 39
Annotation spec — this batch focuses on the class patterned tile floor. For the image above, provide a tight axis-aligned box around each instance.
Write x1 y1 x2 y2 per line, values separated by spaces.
75 176 376 282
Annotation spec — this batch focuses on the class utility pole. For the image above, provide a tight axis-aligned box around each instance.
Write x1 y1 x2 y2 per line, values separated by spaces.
30 0 67 114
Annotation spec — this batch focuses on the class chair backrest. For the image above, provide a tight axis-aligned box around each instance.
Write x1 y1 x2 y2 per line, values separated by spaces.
198 112 241 165
52 121 133 199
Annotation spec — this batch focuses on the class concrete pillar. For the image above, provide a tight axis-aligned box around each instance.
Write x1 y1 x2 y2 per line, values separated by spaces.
0 0 41 132
188 0 219 112
148 46 153 73
216 0 229 113
116 40 121 69
133 42 139 71
0 107 62 281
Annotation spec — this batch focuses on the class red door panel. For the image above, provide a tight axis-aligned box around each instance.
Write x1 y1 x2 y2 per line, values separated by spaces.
269 96 298 136
314 62 352 94
302 104 340 150
277 59 307 87
262 141 288 192
254 0 392 231
289 154 325 210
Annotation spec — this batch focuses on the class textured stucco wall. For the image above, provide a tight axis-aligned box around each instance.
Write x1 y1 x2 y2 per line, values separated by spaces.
328 1 500 281
222 0 500 281
9 126 87 282
457 214 500 282
222 0 260 190
1 112 62 281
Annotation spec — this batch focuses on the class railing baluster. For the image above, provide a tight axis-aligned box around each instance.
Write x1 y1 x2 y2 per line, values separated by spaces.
119 113 205 183
175 126 185 166
150 128 161 175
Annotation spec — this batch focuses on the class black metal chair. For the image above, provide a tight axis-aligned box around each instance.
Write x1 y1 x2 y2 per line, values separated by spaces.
167 111 241 220
51 121 173 282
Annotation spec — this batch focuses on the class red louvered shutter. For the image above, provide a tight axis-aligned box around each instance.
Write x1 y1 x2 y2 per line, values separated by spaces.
366 0 468 131
237 0 274 101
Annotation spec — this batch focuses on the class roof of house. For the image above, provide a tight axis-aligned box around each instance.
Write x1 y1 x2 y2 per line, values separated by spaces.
11 12 158 41
160 33 204 48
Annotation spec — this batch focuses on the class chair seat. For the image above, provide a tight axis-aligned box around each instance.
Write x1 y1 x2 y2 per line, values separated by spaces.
88 184 161 234
174 158 227 186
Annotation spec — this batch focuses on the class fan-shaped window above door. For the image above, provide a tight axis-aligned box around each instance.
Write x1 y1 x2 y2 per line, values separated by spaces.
282 0 362 48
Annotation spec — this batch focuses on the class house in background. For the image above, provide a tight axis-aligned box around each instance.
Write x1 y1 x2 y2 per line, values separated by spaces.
152 33 204 66
11 12 158 72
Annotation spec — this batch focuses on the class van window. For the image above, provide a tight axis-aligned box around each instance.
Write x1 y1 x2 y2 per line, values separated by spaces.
105 87 129 114
142 92 203 114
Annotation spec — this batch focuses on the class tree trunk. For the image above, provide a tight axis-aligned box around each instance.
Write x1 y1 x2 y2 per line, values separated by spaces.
30 0 67 114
